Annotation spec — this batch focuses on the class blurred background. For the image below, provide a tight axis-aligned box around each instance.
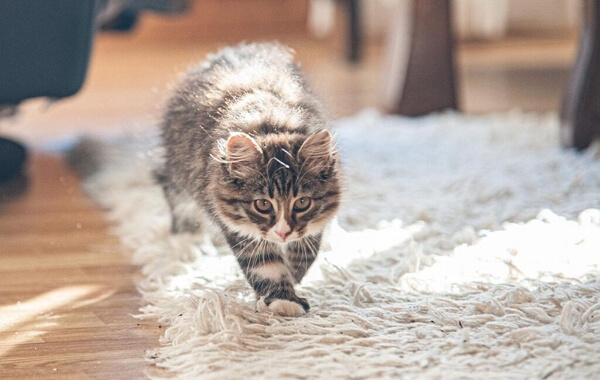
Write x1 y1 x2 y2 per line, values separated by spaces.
0 0 581 144
0 2 588 374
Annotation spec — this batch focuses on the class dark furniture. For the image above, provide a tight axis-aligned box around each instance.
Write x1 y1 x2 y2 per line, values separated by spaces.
390 0 599 150
0 0 188 184
344 0 362 62
560 0 600 149
0 0 96 183
0 1 95 106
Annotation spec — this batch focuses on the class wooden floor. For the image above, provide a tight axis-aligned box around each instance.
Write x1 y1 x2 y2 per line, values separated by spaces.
0 26 576 379
0 155 160 379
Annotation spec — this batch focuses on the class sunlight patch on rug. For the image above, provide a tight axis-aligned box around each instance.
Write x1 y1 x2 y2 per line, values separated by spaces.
70 111 600 379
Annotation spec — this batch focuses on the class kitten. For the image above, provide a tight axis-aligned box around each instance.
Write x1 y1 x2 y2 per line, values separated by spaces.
157 43 342 317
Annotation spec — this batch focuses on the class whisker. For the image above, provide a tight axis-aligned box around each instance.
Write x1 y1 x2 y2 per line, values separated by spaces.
234 235 260 259
272 157 289 169
230 235 254 251
301 240 308 268
304 236 318 258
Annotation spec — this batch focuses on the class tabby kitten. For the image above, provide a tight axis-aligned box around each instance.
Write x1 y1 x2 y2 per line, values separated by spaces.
158 43 342 317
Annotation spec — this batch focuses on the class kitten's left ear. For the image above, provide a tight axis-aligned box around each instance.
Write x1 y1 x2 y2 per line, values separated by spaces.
298 130 333 174
225 132 263 177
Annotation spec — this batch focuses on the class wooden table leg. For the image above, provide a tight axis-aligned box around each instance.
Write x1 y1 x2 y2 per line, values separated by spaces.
384 0 457 116
560 0 600 150
346 0 362 63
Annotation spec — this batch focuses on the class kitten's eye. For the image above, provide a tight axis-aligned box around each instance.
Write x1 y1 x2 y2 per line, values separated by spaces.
253 199 273 213
293 197 312 212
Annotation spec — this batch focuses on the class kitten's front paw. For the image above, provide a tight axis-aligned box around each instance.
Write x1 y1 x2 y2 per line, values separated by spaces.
267 299 306 317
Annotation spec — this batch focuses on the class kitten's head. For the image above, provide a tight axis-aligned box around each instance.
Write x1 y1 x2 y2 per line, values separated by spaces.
213 129 341 243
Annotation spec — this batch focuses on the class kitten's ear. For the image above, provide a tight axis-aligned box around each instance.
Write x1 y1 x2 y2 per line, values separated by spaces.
298 130 333 174
225 132 262 177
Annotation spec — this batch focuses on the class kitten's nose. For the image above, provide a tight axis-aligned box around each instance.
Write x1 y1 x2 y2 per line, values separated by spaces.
276 230 291 241
274 216 292 241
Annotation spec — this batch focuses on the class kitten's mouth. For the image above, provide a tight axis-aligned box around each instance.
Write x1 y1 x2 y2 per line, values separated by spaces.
267 237 293 243
263 233 301 243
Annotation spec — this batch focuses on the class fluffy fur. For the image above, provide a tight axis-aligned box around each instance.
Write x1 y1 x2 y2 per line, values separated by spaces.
157 43 342 316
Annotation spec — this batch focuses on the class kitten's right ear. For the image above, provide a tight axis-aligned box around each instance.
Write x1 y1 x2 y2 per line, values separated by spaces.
225 132 262 177
297 130 333 175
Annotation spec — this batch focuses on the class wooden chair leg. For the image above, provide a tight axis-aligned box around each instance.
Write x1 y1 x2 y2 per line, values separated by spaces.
560 0 600 150
346 0 361 63
384 0 457 116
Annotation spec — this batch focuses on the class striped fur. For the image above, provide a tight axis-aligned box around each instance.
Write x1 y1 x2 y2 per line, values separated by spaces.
158 43 342 316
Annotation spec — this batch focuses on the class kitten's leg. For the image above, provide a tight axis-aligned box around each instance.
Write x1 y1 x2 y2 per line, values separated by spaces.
155 169 201 234
287 234 322 283
225 232 309 317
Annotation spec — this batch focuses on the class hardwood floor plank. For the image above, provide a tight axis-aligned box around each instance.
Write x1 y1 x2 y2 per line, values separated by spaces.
0 154 154 378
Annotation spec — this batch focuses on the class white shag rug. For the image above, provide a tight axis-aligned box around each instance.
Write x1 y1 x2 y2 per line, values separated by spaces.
72 111 600 379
